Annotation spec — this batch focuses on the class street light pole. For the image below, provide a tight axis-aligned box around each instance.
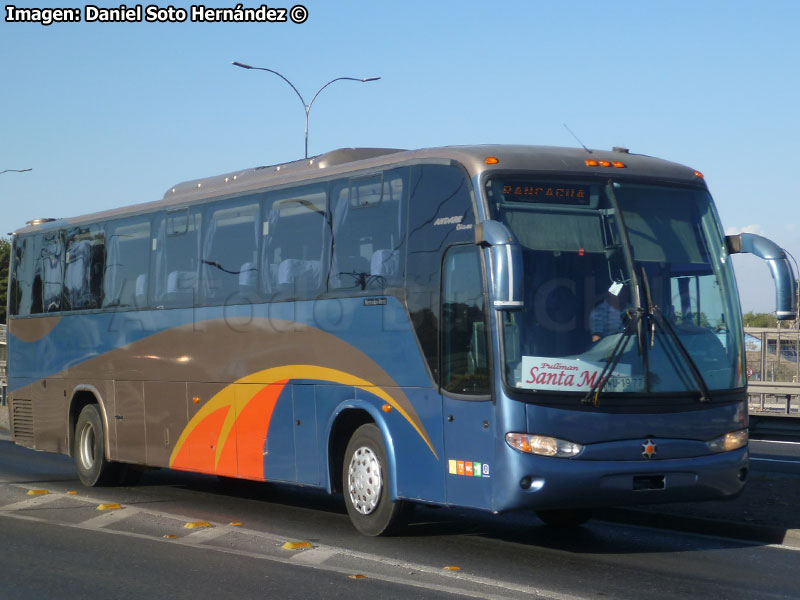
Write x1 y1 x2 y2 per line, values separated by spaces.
0 168 32 175
232 62 380 158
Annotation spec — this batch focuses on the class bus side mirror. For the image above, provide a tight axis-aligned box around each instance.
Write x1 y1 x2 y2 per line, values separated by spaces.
475 220 524 310
726 233 798 320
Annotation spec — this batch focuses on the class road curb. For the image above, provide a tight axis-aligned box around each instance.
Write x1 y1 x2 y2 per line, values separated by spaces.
596 507 800 549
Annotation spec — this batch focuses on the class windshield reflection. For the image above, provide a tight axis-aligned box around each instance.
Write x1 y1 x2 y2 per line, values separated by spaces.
487 178 745 398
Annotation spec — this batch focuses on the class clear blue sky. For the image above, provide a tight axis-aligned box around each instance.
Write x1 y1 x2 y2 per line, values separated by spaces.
1 0 797 313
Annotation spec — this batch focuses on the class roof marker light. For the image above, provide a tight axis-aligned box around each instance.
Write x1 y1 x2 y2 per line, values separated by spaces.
485 156 499 165
585 159 599 167
598 160 611 167
694 170 705 179
612 161 626 168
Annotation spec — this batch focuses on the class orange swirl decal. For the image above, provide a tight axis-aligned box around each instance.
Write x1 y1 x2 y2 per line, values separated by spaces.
169 365 437 479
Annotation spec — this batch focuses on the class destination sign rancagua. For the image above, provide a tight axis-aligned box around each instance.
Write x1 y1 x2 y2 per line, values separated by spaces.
500 181 592 205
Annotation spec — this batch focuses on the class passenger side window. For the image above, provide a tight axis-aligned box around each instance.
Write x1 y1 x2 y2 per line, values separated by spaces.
103 217 151 309
441 245 489 395
329 170 406 291
261 184 328 299
201 198 260 305
37 231 64 313
153 208 201 307
63 225 105 311
9 236 37 317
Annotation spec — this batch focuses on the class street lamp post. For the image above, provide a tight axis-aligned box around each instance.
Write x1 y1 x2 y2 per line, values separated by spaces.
232 62 380 158
0 168 32 175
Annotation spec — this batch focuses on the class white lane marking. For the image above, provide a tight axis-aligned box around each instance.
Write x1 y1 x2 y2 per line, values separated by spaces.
0 493 63 512
0 489 585 600
596 517 800 554
750 457 800 464
290 547 340 565
751 440 800 446
0 509 583 600
181 526 230 544
80 507 136 529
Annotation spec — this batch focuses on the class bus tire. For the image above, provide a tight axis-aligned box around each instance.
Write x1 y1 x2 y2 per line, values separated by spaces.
536 508 593 528
74 404 118 487
343 423 407 536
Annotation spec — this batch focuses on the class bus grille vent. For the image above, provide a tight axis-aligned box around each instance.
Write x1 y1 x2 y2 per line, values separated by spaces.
11 398 34 447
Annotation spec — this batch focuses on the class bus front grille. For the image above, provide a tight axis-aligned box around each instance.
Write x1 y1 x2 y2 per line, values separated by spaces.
11 398 34 447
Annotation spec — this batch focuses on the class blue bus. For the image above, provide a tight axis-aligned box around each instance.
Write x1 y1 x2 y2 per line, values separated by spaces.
6 145 797 534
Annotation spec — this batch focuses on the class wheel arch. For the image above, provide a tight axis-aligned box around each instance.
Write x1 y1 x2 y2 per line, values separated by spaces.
68 385 111 460
326 402 398 500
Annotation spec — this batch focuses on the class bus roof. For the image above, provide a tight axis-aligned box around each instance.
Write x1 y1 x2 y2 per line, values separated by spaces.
12 144 705 235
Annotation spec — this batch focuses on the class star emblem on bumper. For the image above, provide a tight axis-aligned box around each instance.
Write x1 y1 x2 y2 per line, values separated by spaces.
642 439 657 459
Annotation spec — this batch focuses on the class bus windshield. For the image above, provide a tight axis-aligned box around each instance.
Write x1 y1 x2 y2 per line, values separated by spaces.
487 178 745 397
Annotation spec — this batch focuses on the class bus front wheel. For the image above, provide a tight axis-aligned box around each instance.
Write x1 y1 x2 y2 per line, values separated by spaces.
74 404 118 487
343 423 408 536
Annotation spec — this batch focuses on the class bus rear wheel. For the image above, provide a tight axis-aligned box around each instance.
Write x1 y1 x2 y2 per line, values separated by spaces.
343 423 408 536
74 404 118 487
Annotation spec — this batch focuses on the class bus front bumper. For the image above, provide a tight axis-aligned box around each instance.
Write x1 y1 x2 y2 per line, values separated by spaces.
492 447 748 513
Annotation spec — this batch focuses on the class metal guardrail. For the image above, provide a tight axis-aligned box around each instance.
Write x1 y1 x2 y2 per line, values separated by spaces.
748 382 800 440
747 381 800 416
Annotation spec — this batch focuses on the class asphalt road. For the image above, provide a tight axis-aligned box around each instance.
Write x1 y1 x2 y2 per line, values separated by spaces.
1 435 800 600
750 439 800 474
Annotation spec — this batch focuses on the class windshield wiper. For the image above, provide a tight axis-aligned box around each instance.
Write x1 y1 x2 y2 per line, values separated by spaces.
581 182 649 407
650 306 712 403
582 307 641 407
585 182 712 406
638 264 711 403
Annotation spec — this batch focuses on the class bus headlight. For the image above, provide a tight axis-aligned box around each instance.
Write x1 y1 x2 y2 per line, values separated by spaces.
706 429 748 453
505 433 583 458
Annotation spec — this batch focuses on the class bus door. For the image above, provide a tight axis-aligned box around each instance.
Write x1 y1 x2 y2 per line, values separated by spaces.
441 245 494 510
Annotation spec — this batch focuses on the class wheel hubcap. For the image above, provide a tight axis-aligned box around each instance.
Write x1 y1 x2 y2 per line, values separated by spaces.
347 446 382 515
79 422 96 470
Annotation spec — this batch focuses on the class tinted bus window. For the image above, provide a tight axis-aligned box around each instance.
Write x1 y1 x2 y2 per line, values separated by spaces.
406 164 475 382
330 169 406 291
63 225 105 311
201 198 261 305
153 208 201 308
10 236 37 317
442 245 489 394
103 217 151 309
262 184 328 299
37 231 64 313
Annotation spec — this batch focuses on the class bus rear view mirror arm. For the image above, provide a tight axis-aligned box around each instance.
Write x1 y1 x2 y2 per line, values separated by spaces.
475 220 524 310
726 233 798 320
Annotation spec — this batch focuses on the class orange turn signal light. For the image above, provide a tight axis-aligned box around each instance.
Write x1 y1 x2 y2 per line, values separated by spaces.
382 404 393 413
586 158 626 168
485 156 499 165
